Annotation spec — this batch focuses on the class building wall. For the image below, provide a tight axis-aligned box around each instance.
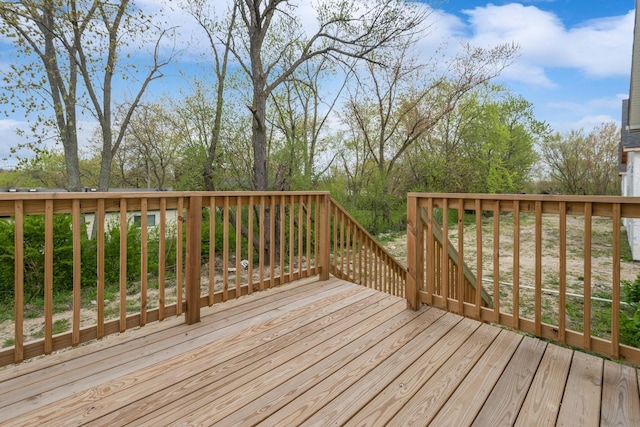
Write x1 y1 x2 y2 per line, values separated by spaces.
626 152 640 260
83 209 179 238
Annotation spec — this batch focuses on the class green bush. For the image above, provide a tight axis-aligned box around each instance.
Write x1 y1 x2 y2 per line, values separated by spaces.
0 215 96 303
620 274 640 348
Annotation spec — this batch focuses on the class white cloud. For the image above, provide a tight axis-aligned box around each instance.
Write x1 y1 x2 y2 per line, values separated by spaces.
459 4 634 86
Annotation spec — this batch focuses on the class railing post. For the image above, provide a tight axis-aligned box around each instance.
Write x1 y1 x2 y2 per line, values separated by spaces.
185 196 202 325
406 195 423 310
319 193 331 281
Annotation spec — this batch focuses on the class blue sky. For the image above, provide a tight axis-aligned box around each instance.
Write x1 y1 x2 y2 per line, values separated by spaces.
431 0 634 132
0 0 636 168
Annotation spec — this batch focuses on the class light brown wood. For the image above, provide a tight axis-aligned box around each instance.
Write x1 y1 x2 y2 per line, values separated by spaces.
176 197 184 315
158 197 167 320
515 344 573 426
611 203 621 358
1 277 639 427
185 196 202 325
559 200 567 343
601 360 640 426
13 200 24 364
556 350 603 427
97 198 105 338
493 199 500 322
223 196 230 301
72 199 81 345
140 197 148 326
389 322 500 426
535 200 542 336
429 329 523 427
472 336 547 426
298 313 463 427
513 200 520 329
248 195 254 293
584 201 593 350
236 197 242 294
44 200 53 354
119 198 127 333
208 196 216 304
475 198 482 318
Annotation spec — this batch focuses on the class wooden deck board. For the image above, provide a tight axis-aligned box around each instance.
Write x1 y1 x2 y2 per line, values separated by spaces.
428 329 523 426
515 343 573 426
601 360 640 426
1 276 638 427
471 335 547 426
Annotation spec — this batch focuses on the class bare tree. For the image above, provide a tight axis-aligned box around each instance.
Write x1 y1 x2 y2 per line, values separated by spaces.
540 122 620 195
225 0 431 190
0 0 173 191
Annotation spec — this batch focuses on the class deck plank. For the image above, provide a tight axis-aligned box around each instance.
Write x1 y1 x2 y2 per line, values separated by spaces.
601 360 640 426
471 335 547 426
0 277 348 402
242 312 466 427
146 306 444 426
427 329 523 427
556 350 603 427
360 322 499 426
0 277 638 427
1 280 370 424
514 343 573 426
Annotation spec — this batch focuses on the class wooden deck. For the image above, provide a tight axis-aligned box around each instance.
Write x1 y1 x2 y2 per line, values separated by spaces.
1 277 639 426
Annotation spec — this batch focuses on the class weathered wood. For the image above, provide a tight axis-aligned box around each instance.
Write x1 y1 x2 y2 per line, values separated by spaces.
515 344 573 426
556 350 603 427
429 329 523 427
601 360 640 426
185 196 202 325
472 336 547 426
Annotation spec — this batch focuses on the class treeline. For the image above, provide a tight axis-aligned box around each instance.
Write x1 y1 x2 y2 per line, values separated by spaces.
0 1 622 235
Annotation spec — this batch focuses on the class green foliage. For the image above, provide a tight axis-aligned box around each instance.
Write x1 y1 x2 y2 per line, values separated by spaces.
620 274 640 348
0 214 95 303
540 123 621 195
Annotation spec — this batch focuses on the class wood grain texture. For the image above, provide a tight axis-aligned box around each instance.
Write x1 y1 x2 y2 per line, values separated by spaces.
601 360 640 427
556 350 603 427
472 336 547 426
515 344 573 426
1 277 637 427
427 329 523 427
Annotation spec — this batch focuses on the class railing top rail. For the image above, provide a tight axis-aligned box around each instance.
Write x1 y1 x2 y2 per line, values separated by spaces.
408 192 640 204
0 190 331 202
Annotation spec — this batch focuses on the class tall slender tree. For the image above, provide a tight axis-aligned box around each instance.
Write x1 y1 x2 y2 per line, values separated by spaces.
0 0 173 191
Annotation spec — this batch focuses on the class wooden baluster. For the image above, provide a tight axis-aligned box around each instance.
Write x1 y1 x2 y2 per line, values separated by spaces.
513 200 520 330
558 201 567 343
44 200 53 354
584 202 592 350
119 198 127 332
611 203 621 358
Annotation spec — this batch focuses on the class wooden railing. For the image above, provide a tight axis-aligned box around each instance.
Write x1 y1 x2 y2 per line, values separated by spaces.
0 191 406 367
406 193 640 365
329 199 407 297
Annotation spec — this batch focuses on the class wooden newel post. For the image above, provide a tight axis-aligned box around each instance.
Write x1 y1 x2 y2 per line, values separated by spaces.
185 196 202 325
319 193 331 281
406 195 423 310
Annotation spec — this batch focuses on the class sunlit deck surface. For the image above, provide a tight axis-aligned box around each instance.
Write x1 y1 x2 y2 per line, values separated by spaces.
1 277 639 426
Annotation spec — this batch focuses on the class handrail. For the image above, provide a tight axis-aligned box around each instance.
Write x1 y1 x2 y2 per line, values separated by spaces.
0 191 328 367
329 199 407 297
406 193 640 365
